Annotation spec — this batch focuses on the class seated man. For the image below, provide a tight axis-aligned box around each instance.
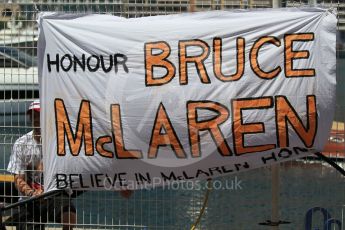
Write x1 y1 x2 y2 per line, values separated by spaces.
6 100 76 230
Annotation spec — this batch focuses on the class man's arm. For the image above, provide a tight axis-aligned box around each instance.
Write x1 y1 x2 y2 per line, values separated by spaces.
14 174 42 197
8 140 42 197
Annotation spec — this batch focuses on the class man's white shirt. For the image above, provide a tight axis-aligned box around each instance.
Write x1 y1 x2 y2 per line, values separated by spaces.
7 131 43 190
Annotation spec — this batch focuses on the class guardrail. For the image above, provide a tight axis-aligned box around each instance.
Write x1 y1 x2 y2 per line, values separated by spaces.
0 190 63 229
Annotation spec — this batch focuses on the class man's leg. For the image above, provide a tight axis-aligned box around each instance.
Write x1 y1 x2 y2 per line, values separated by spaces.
4 202 46 230
61 207 77 230
48 194 76 230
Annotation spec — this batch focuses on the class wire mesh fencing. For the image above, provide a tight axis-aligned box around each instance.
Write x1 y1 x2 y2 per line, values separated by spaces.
0 0 344 229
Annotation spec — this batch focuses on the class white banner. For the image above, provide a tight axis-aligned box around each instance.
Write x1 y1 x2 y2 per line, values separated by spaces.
39 8 337 191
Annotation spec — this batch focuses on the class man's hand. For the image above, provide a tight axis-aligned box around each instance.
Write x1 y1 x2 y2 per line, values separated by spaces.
32 188 43 196
14 174 44 197
14 174 35 197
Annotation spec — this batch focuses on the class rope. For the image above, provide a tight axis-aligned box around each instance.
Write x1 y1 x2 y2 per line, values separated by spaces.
190 179 212 230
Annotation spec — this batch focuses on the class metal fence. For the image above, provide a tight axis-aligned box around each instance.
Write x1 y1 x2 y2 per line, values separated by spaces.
0 0 344 229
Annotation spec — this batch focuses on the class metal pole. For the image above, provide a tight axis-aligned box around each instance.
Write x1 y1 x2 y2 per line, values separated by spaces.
220 0 224 10
272 0 282 8
271 2 282 228
249 0 253 8
0 207 3 230
308 0 317 6
271 164 280 230
189 0 196 12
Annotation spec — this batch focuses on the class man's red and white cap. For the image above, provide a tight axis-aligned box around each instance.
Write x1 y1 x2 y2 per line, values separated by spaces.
27 99 40 112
